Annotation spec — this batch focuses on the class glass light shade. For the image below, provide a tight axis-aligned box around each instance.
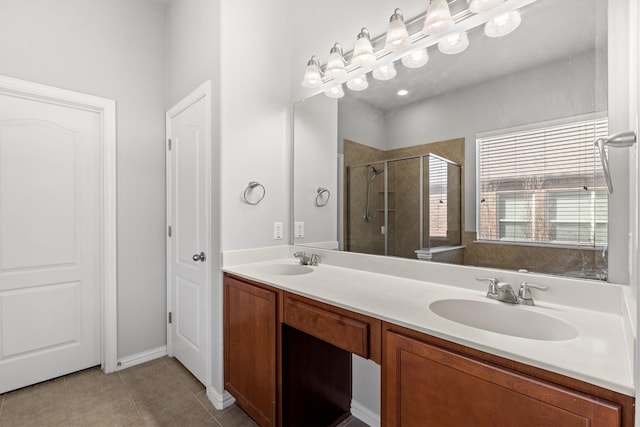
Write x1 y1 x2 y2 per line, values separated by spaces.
467 0 503 13
346 74 369 91
324 84 345 99
384 9 411 51
401 48 429 68
372 62 397 81
484 11 521 37
351 28 377 67
423 0 455 35
301 57 322 88
325 44 347 80
438 31 469 55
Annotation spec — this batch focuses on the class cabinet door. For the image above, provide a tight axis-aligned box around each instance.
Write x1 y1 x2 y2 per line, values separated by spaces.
384 331 621 427
224 275 277 427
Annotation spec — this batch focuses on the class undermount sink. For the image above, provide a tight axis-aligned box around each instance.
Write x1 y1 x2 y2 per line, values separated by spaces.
258 263 314 276
429 299 579 341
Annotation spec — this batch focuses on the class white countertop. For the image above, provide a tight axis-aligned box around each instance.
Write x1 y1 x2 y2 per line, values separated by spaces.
222 249 635 397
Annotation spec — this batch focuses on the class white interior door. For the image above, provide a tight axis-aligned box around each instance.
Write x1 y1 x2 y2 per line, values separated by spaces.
0 87 102 393
167 82 211 386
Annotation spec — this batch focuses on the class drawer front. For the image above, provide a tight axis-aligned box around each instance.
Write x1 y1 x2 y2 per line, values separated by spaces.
284 297 369 358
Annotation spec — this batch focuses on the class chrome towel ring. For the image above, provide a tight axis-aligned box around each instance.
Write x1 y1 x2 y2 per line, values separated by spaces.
243 181 266 205
315 187 330 207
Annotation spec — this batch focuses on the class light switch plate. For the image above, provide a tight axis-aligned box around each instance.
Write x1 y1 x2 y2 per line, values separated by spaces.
295 221 304 238
273 222 283 240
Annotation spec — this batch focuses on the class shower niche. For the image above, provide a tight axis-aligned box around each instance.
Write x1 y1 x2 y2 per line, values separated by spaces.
345 152 462 262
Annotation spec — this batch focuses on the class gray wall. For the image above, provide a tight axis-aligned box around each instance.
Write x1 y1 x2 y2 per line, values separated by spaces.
167 0 291 397
0 0 168 359
166 0 222 390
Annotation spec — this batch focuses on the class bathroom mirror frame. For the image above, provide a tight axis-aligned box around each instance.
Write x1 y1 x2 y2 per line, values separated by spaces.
292 0 635 284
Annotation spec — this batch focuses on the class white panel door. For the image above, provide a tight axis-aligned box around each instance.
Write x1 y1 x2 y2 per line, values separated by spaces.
0 91 101 393
167 85 210 385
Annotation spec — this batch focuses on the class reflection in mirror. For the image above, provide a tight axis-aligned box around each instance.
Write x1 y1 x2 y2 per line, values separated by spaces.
293 0 613 281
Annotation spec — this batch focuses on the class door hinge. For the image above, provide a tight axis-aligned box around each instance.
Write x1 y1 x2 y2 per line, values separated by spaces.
168 312 172 324
168 225 172 237
168 139 172 150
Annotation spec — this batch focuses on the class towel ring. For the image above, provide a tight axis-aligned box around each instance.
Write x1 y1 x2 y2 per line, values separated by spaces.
243 181 266 205
315 187 330 207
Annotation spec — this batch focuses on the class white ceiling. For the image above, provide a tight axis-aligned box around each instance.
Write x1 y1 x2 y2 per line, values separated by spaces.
345 0 607 111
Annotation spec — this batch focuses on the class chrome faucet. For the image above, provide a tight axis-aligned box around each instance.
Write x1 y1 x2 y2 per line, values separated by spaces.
476 277 499 300
294 251 318 266
476 278 548 305
517 282 548 306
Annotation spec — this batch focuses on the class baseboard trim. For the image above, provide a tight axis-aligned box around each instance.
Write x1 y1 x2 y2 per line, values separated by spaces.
351 399 380 427
115 346 167 371
207 386 236 410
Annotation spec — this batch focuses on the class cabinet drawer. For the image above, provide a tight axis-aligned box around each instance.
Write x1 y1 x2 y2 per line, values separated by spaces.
284 295 373 359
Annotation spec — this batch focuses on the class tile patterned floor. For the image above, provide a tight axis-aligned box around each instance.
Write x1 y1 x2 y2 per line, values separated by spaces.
0 356 370 427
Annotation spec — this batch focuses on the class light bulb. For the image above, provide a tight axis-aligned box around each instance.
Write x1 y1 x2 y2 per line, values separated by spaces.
467 0 503 13
402 48 429 68
324 84 345 99
301 56 322 88
346 74 369 91
372 62 397 81
325 43 347 80
423 0 455 35
397 89 409 96
384 8 411 52
351 28 377 67
484 11 521 37
438 32 469 55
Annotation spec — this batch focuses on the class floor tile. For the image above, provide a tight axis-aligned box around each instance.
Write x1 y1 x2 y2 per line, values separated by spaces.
215 405 259 427
0 378 71 426
164 357 206 393
194 390 225 417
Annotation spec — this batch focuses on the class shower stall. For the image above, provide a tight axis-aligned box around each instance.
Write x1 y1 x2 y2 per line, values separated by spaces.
345 154 462 259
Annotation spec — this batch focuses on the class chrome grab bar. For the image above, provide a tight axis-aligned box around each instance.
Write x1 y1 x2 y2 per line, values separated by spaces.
595 131 636 194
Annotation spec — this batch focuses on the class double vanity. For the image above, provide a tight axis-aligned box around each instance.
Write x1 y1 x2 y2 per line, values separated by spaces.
222 246 636 426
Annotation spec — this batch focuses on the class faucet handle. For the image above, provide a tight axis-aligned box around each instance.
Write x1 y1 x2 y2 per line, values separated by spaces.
309 254 319 266
476 277 499 299
518 282 548 305
476 277 499 285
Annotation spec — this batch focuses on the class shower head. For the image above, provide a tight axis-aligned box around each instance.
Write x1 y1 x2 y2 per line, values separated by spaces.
369 164 384 176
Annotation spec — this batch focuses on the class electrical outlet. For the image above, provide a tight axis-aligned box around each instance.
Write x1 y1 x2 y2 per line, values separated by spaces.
381 226 385 235
273 222 283 240
295 221 304 238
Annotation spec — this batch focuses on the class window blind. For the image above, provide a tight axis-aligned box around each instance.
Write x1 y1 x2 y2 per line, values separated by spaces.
428 156 448 238
477 116 608 246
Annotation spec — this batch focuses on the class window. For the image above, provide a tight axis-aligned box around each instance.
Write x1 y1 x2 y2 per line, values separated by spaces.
428 156 448 238
477 116 608 247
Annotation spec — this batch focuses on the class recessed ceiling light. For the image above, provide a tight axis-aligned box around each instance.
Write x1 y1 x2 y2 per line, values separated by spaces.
397 89 409 96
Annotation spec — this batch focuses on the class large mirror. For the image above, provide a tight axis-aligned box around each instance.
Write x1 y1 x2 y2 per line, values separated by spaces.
293 0 627 282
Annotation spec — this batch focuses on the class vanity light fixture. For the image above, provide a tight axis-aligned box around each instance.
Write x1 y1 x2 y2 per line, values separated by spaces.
438 31 469 54
372 62 397 81
301 1 526 93
423 0 455 35
325 43 348 80
346 74 369 91
484 10 522 37
397 89 409 96
301 55 322 88
351 28 377 67
401 48 430 68
324 84 345 99
384 8 411 51
467 0 503 13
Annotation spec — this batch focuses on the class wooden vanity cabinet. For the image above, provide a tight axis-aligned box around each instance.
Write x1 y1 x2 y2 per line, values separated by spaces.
224 274 279 427
382 323 634 427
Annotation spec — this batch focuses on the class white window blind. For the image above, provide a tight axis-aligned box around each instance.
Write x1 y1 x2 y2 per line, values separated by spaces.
477 116 608 246
428 156 448 238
